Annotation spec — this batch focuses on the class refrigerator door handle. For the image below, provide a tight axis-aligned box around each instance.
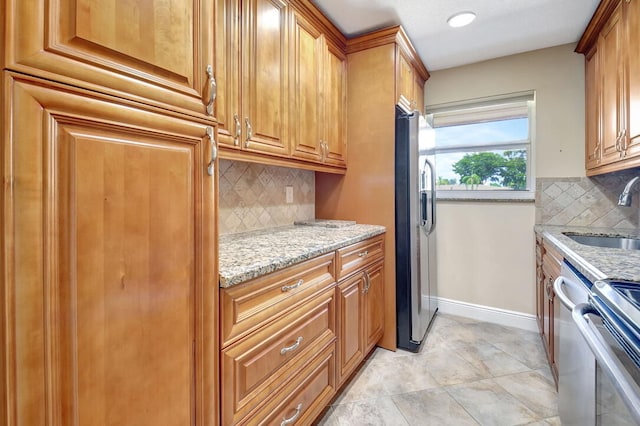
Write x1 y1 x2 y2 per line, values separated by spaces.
419 168 427 227
428 158 436 233
420 191 428 227
421 158 436 234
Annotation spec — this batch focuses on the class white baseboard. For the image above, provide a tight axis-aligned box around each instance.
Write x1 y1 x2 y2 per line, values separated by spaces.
430 296 538 332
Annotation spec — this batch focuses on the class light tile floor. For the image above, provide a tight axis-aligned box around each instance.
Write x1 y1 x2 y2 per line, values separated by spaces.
317 313 560 426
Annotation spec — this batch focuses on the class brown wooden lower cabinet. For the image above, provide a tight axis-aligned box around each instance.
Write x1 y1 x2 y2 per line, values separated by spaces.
220 234 385 425
336 272 366 386
336 256 385 387
238 343 337 426
364 260 385 354
535 233 562 386
221 287 336 425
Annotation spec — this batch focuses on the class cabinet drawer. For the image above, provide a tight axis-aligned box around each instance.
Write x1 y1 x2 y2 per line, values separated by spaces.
336 235 384 279
221 252 336 346
542 242 562 280
543 242 563 266
239 342 336 426
221 289 335 425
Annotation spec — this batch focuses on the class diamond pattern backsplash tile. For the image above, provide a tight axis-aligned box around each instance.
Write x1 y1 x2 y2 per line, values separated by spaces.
535 168 640 228
219 160 315 235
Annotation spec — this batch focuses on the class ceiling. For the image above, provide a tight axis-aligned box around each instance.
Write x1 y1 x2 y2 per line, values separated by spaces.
312 0 601 71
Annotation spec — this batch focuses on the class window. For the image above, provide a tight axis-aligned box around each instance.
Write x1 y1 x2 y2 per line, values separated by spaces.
425 91 535 200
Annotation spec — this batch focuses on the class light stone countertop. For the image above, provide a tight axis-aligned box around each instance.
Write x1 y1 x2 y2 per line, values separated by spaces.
219 223 386 287
535 225 640 283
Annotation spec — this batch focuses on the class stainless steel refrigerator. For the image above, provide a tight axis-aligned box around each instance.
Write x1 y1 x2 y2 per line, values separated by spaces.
395 105 438 352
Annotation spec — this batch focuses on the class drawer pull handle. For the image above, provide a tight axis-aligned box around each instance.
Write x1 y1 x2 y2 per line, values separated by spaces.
281 403 303 426
204 64 216 116
233 114 241 146
245 118 252 147
281 279 303 292
358 250 369 258
206 126 217 176
280 337 303 355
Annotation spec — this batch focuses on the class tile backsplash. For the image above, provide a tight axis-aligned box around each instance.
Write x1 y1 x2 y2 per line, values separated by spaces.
535 168 640 228
219 160 315 235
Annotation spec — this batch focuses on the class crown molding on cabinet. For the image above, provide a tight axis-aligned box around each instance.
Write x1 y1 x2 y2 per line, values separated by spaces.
345 25 430 82
576 0 621 53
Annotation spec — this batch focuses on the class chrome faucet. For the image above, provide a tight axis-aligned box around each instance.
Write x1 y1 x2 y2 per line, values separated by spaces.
618 176 640 206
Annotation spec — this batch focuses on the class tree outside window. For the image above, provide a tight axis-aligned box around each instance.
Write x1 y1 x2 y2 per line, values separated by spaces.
426 91 535 198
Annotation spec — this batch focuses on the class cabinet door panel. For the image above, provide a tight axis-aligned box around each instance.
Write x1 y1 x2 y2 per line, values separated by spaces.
215 0 242 148
4 75 217 425
365 261 384 353
535 239 545 334
336 274 364 386
290 11 324 162
599 5 624 165
397 51 414 109
324 45 347 167
413 76 424 114
7 0 214 118
68 128 195 425
625 0 640 156
242 0 289 155
585 46 600 169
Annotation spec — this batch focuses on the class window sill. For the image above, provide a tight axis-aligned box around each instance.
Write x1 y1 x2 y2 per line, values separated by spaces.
436 190 535 203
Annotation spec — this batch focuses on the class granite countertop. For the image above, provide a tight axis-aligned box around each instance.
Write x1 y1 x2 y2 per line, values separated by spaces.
219 223 386 287
535 225 640 283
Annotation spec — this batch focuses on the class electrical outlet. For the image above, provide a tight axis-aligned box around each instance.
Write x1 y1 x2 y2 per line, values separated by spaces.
285 186 293 204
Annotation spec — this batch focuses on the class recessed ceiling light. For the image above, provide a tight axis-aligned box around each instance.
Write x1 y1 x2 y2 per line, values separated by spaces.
447 11 476 28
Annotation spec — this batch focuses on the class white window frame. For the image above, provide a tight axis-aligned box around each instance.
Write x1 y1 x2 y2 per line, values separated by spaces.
426 91 536 201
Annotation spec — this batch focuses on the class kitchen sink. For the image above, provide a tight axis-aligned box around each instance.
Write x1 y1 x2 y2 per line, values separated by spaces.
563 233 640 250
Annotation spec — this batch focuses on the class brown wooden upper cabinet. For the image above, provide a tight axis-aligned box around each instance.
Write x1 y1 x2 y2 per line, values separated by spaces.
290 10 347 168
215 0 347 171
290 10 326 163
577 0 640 174
413 74 426 115
324 44 348 167
215 0 290 157
4 0 216 120
398 49 426 113
398 50 415 110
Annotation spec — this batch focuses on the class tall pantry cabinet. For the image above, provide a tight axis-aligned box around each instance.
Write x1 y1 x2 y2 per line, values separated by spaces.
316 26 429 350
2 1 218 424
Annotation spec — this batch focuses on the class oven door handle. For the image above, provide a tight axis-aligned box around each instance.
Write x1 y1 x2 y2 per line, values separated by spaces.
553 276 581 310
572 303 640 424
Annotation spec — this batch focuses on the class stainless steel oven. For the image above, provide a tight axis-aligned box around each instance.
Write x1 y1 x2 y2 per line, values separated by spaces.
555 263 640 425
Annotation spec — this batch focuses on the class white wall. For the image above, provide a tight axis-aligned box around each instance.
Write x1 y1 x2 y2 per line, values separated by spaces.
426 43 585 317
